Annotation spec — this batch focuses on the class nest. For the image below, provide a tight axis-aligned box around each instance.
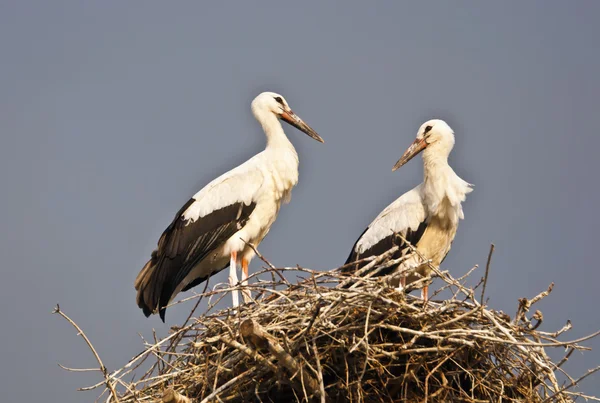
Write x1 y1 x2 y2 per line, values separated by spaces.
56 246 599 402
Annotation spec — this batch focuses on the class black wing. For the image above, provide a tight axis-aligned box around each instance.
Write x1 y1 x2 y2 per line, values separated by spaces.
135 198 256 321
343 220 428 277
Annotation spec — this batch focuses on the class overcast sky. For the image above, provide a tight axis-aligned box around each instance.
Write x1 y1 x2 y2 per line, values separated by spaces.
2 2 599 401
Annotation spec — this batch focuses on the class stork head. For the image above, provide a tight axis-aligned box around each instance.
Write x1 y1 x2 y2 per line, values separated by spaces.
392 119 455 171
251 92 324 143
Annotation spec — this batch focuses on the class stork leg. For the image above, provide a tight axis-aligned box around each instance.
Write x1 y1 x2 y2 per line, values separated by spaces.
229 251 239 308
395 276 407 293
241 258 251 304
421 285 428 303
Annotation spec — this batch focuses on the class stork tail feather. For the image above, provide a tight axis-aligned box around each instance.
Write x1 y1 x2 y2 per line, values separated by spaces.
134 253 162 319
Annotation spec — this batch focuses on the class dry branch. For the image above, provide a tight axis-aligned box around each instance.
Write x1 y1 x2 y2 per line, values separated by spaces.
56 246 599 402
162 388 191 403
241 318 322 399
52 304 120 402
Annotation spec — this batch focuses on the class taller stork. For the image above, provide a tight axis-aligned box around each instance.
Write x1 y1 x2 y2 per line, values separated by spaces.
343 119 472 300
135 92 323 321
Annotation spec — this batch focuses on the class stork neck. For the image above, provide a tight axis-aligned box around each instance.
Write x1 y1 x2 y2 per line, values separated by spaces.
423 152 449 177
422 153 451 203
259 113 294 149
422 139 453 179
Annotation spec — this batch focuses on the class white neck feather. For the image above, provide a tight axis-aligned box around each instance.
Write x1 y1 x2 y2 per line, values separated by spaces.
255 111 299 203
257 112 295 150
421 152 472 226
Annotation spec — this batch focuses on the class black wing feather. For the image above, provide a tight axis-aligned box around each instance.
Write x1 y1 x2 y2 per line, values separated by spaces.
343 227 368 268
137 198 256 321
343 220 428 277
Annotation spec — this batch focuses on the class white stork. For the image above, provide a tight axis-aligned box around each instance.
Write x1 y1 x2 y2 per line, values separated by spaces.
343 119 472 301
135 92 323 321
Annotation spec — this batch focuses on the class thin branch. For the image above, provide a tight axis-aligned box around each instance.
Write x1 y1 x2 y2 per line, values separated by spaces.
53 304 120 402
58 364 102 372
241 319 321 398
199 369 254 403
312 340 327 403
162 388 191 403
541 365 600 403
480 243 495 305
56 247 600 402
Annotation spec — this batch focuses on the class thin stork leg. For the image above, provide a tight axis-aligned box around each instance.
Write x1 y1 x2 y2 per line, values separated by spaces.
229 251 239 308
241 258 251 304
395 276 407 293
421 285 428 303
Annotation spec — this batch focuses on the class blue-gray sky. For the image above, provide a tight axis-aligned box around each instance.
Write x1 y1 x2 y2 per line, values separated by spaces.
2 2 599 401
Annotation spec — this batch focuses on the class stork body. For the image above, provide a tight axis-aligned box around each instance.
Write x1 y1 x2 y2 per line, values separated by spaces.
344 120 472 300
135 92 323 321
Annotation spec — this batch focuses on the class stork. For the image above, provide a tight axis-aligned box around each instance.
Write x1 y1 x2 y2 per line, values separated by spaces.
343 119 472 301
135 92 323 321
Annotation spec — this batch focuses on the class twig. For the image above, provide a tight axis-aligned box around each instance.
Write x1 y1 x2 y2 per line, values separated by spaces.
57 248 600 402
245 241 290 285
162 388 191 403
312 340 327 403
166 277 211 361
199 369 254 403
53 304 120 402
515 283 554 324
293 303 321 341
58 364 101 372
480 243 495 305
241 319 321 398
541 365 600 403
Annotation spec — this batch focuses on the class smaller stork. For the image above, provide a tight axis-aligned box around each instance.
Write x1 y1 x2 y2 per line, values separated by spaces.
135 92 323 321
343 119 472 301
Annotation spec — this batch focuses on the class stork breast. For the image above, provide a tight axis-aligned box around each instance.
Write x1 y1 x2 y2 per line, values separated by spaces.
415 215 457 266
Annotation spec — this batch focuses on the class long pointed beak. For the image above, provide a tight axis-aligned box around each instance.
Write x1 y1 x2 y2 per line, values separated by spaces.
281 110 324 143
392 138 427 171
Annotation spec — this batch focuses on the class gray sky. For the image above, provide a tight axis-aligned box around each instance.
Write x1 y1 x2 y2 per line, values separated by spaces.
2 1 599 401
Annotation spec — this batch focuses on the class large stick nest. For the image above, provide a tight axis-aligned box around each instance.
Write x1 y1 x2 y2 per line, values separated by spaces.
57 247 599 402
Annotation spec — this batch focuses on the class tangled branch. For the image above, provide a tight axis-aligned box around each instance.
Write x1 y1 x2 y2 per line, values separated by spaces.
55 247 599 402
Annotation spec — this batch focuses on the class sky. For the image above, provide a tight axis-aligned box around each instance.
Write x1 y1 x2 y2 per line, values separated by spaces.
1 1 599 401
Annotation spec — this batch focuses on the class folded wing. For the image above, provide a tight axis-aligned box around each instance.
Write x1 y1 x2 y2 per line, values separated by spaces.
344 184 427 277
135 164 264 320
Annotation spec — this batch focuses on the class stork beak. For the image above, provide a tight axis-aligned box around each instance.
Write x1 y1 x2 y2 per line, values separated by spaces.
280 110 324 143
392 138 427 171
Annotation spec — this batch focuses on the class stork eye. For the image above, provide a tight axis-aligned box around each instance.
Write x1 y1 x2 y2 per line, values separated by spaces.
424 125 433 134
274 97 284 105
